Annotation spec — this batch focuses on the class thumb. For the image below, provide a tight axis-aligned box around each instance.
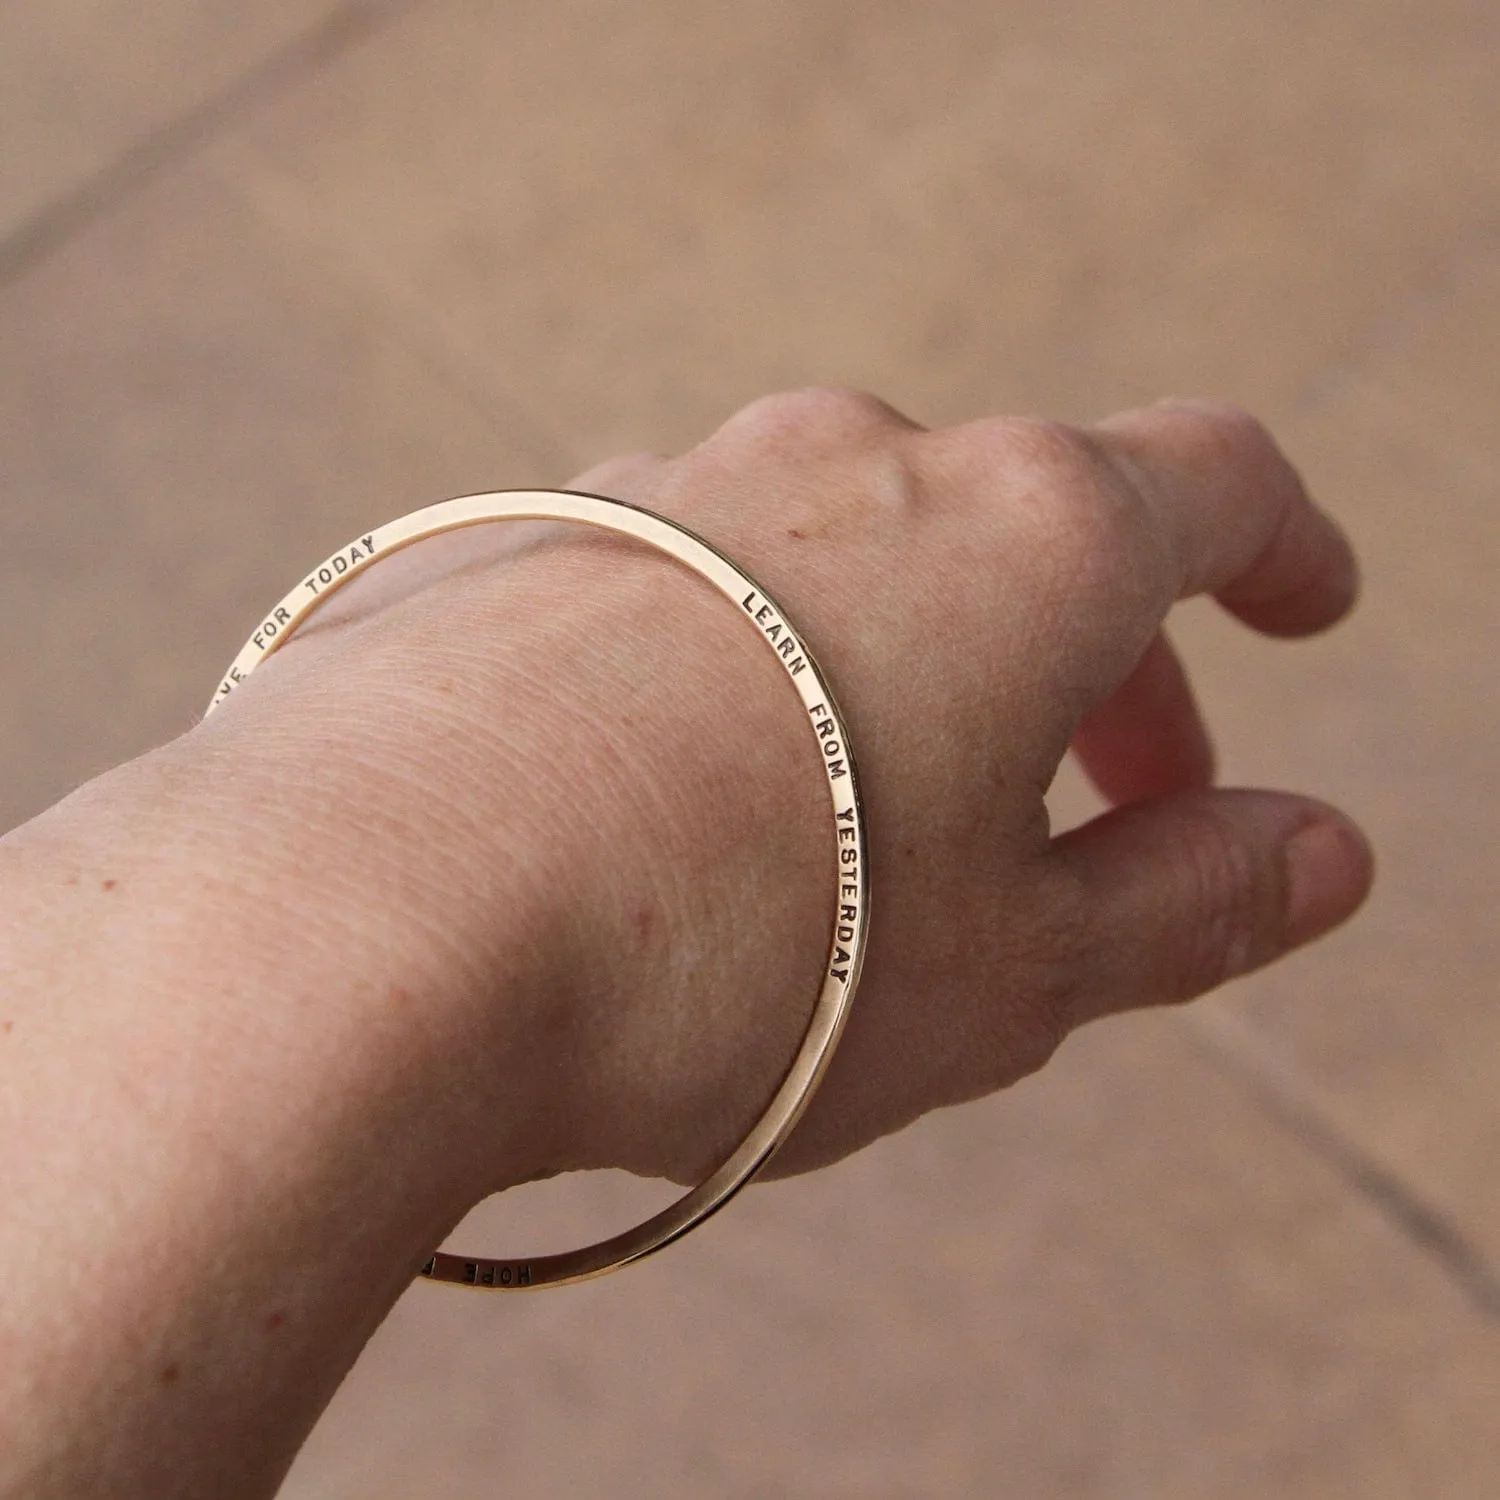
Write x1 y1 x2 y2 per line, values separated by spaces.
1051 788 1374 1024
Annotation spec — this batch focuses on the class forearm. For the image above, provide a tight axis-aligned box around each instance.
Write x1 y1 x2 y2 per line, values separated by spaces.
0 742 539 1498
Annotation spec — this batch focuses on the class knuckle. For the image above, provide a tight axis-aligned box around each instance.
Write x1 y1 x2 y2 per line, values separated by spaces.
1172 809 1281 998
1161 397 1274 452
1151 398 1298 500
1000 415 1101 475
1027 459 1145 582
949 415 1100 481
699 386 922 521
1042 472 1140 569
938 416 1140 556
718 385 910 446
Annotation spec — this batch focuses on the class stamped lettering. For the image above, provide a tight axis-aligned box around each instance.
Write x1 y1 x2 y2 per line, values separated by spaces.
303 535 377 597
742 591 807 676
828 807 862 981
421 1255 534 1288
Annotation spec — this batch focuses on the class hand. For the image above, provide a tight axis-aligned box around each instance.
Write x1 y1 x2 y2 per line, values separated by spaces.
205 389 1373 1192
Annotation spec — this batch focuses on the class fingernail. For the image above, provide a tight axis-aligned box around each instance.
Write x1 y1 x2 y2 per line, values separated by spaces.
1283 815 1374 947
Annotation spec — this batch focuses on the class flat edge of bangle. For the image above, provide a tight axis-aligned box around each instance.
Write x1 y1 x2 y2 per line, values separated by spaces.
206 490 870 1289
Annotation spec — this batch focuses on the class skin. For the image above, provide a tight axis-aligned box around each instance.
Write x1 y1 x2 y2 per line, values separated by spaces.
0 392 1372 1498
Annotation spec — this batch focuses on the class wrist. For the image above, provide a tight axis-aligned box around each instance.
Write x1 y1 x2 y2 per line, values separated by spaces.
192 525 834 1185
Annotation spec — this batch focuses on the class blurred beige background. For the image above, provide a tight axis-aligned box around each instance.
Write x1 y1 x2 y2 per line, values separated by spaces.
3 2 1497 1495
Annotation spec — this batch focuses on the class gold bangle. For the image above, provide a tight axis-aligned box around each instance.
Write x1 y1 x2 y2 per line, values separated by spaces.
206 490 869 1289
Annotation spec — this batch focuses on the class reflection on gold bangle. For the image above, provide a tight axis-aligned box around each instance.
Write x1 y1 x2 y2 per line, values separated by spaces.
207 490 869 1289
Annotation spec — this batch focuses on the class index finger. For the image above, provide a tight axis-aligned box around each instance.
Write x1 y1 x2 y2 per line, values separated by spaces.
1090 399 1359 637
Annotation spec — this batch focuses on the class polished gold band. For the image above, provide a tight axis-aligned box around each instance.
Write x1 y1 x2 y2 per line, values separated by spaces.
205 490 870 1289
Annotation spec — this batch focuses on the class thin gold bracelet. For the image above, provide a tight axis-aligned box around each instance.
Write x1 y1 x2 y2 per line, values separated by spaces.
206 490 870 1289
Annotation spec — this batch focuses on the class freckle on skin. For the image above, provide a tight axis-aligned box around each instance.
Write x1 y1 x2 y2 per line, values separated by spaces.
788 527 808 540
102 879 117 891
265 1311 285 1333
633 904 653 940
2 1021 13 1034
159 1363 180 1385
